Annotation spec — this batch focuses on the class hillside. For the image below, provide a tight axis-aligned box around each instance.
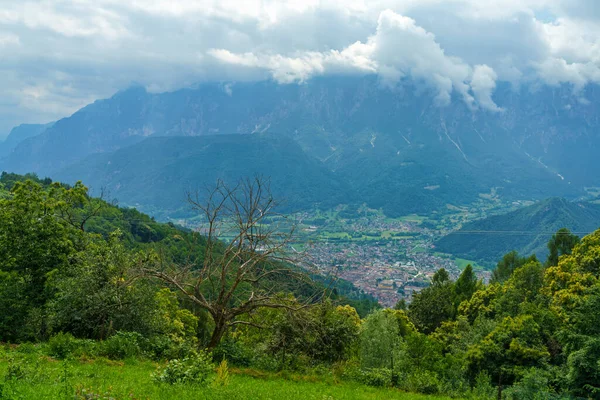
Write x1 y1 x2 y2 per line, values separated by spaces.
3 77 596 216
435 198 600 264
0 122 53 158
53 134 351 217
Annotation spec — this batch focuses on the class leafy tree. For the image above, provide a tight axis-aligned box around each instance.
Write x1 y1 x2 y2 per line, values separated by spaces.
467 315 550 398
453 264 479 312
546 228 580 267
566 337 600 398
360 309 403 369
432 268 450 286
47 231 159 339
493 261 545 318
0 180 80 340
408 268 455 334
394 298 407 311
491 251 537 284
267 301 361 365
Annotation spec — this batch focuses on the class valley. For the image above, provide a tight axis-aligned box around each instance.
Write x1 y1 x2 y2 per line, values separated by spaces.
172 199 521 307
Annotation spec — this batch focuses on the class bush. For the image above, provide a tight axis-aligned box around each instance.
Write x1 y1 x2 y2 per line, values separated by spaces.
100 331 146 360
152 351 214 385
4 357 27 380
212 339 253 367
146 335 196 361
399 370 441 394
47 332 79 359
503 368 557 400
467 372 496 400
341 364 391 387
213 360 230 387
15 343 39 355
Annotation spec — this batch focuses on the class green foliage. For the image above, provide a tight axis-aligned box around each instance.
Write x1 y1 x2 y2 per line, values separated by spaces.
546 228 580 267
566 337 600 397
468 372 495 400
213 360 230 387
408 269 455 334
6 172 600 399
152 351 214 385
502 368 556 400
48 231 159 339
212 338 253 367
454 265 479 312
265 302 361 365
100 332 146 360
342 365 392 387
491 251 538 284
0 180 80 340
436 198 599 264
47 332 80 360
152 289 199 344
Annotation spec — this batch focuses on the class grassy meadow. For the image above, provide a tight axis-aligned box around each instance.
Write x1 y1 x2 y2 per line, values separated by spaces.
0 347 452 400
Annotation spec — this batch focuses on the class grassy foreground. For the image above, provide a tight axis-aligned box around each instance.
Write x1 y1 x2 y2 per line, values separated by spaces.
0 351 452 400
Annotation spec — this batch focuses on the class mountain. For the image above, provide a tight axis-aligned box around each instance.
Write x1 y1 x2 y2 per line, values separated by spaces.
3 77 600 216
53 133 351 218
0 122 53 158
434 198 600 264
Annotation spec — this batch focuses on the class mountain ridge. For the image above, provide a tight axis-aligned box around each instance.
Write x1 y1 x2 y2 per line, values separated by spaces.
3 77 599 216
434 197 600 264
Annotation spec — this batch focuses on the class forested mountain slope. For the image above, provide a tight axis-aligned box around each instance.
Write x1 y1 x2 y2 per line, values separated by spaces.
435 197 600 264
3 77 599 215
53 134 351 217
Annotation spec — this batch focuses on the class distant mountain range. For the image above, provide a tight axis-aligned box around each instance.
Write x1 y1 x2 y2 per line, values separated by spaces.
435 198 600 264
0 122 53 158
53 134 349 217
1 77 599 217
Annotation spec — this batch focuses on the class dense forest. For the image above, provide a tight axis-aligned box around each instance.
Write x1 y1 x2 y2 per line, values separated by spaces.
1 173 600 399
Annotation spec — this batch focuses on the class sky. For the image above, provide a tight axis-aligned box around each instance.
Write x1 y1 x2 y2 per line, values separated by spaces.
0 0 599 137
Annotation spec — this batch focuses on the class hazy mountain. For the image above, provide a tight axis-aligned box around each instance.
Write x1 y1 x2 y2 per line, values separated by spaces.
0 122 53 158
435 198 600 264
53 134 351 218
3 77 600 215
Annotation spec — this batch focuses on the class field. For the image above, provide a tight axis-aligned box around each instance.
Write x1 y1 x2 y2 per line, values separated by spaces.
0 348 452 400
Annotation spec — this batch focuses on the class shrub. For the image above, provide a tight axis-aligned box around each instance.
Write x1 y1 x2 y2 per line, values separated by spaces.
4 357 27 380
341 364 391 387
15 343 38 355
467 372 496 400
100 331 146 360
146 335 195 361
400 370 441 394
152 351 214 385
47 332 79 359
213 360 230 387
212 339 253 367
503 368 557 400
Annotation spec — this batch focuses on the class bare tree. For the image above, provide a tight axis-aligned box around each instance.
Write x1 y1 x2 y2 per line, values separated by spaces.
145 177 320 349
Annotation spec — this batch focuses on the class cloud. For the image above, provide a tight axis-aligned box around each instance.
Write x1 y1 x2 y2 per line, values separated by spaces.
0 32 19 47
471 65 503 112
0 0 599 134
366 10 476 108
210 10 503 111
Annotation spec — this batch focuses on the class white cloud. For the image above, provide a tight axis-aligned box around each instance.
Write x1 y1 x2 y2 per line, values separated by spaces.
0 32 19 47
210 10 502 111
471 65 503 112
0 0 599 133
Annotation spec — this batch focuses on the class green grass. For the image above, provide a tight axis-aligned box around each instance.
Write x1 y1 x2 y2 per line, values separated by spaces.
453 258 484 271
0 351 452 400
